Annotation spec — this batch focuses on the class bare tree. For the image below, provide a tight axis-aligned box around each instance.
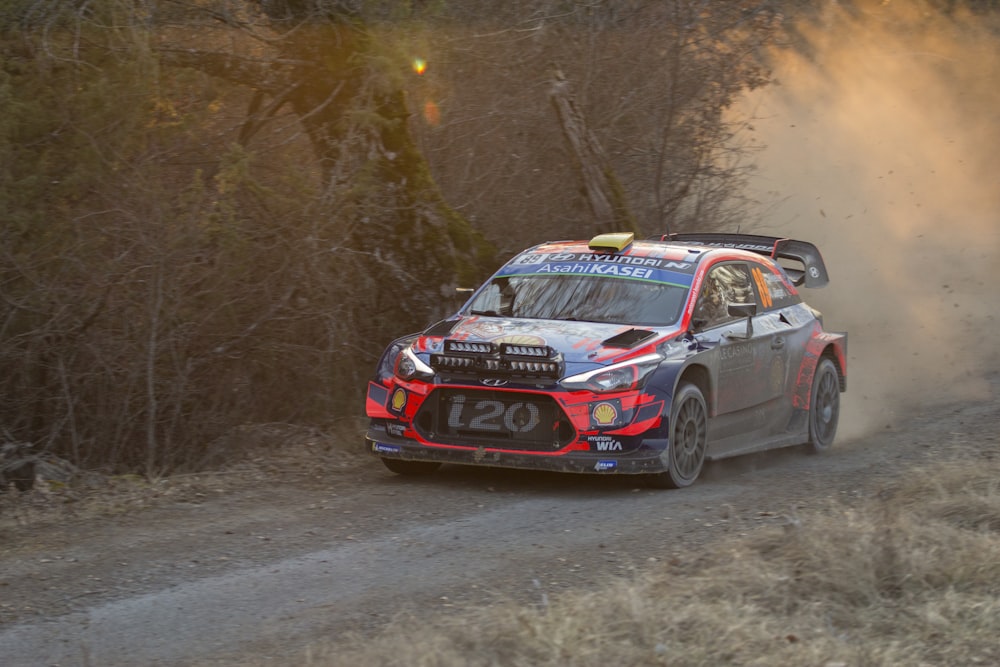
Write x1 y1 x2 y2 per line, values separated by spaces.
550 69 636 235
412 1 776 251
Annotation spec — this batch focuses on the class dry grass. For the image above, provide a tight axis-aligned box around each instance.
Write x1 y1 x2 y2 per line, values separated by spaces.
309 451 1000 667
0 423 365 531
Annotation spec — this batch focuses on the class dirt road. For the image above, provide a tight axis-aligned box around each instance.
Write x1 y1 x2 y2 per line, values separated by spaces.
1 371 996 666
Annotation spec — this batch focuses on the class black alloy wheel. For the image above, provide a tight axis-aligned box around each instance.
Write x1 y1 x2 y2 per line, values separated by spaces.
648 383 708 489
808 358 841 453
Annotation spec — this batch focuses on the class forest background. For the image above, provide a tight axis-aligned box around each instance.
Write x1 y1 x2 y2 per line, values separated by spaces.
2 0 995 475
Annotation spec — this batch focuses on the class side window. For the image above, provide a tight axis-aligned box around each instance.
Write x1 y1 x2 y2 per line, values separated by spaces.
692 263 754 329
749 261 801 311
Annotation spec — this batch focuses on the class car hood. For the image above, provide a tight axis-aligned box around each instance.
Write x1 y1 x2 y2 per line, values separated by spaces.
420 316 676 366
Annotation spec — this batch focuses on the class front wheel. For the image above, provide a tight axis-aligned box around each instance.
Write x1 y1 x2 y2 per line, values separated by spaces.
647 383 708 489
807 358 841 453
380 458 442 476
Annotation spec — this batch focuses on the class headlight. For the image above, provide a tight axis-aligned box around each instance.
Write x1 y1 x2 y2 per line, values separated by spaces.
560 353 662 393
395 346 434 381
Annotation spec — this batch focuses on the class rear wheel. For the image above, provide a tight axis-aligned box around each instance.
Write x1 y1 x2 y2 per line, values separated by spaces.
647 383 708 489
380 458 442 476
807 358 841 453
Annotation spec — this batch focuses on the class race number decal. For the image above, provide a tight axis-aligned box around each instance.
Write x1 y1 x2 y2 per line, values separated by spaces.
752 266 773 309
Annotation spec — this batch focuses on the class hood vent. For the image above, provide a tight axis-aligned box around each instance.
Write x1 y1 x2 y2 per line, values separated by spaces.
602 328 657 349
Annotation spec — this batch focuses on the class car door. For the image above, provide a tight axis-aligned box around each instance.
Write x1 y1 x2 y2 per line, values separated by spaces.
746 259 812 433
692 261 784 455
690 262 769 418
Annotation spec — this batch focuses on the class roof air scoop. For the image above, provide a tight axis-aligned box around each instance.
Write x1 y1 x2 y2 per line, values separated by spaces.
588 232 634 253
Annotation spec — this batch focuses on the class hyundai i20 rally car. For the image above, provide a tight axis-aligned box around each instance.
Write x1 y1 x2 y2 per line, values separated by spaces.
365 232 847 488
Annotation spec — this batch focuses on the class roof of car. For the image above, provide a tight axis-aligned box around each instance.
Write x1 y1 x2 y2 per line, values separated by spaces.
515 235 761 266
511 232 830 288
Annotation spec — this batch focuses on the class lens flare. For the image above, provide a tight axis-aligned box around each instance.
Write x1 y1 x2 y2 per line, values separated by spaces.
412 58 427 75
423 100 440 126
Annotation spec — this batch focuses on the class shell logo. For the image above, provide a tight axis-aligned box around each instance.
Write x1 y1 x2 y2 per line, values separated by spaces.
592 402 618 426
391 388 407 412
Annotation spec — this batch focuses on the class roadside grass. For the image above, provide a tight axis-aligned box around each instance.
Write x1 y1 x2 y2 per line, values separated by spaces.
308 450 1000 666
0 423 366 531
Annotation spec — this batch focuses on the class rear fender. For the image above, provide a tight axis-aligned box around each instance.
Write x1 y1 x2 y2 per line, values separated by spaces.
793 331 847 409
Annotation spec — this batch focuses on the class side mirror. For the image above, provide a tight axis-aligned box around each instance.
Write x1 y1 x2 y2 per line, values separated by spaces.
726 303 757 339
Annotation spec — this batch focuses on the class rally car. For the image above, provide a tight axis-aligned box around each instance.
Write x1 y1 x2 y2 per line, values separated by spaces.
365 232 846 488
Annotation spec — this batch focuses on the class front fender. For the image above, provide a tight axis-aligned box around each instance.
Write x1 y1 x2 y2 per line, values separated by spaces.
645 354 714 428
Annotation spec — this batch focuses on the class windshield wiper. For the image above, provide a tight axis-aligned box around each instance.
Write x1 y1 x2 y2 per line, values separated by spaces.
469 309 503 317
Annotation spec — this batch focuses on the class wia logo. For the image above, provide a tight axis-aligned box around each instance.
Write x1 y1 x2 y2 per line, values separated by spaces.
593 439 622 451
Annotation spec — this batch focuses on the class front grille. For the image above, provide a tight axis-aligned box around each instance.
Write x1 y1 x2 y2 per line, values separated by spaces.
431 339 563 381
414 389 575 451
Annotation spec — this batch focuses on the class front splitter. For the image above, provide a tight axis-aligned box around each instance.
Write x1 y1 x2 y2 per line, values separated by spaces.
365 432 670 475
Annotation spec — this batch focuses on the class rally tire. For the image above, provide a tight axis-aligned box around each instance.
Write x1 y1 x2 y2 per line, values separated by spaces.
807 358 840 453
380 458 442 476
648 383 708 489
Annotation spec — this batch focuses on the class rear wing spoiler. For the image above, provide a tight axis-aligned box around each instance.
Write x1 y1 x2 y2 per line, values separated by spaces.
661 233 830 288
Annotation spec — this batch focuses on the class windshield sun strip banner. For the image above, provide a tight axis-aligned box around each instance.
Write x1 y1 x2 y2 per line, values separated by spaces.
496 263 693 288
510 251 695 270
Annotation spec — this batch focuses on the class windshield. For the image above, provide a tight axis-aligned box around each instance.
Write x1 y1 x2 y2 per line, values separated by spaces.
467 275 688 327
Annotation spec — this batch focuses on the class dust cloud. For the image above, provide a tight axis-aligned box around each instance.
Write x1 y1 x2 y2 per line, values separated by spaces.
740 2 1000 439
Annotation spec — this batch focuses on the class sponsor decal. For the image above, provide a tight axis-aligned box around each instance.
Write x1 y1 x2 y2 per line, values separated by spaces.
513 252 691 271
588 435 624 452
751 266 773 309
500 256 694 286
391 388 407 412
686 270 706 318
373 442 401 454
720 340 754 373
699 240 774 252
720 341 753 360
446 394 543 434
594 460 618 471
589 399 624 428
535 263 656 279
386 422 406 437
511 253 549 265
592 402 619 426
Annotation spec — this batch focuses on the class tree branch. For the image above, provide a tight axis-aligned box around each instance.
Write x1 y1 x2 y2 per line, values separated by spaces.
157 48 305 92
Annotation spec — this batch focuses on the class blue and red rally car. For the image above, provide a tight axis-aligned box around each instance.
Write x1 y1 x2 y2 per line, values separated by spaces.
365 232 847 488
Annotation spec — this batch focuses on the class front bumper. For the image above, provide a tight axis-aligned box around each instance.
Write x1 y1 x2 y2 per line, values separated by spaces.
366 421 670 475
